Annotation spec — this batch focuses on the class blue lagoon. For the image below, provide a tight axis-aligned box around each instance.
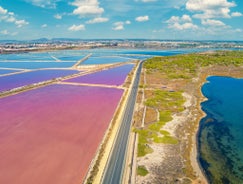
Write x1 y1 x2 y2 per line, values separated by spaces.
199 76 243 183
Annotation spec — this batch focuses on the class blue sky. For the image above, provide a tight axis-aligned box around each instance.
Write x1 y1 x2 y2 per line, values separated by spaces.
0 0 243 40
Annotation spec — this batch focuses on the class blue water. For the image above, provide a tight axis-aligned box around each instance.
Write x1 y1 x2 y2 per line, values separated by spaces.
0 69 22 75
0 51 85 62
199 76 243 183
0 49 187 69
0 62 76 69
81 56 133 65
0 49 188 62
0 69 80 92
1 48 236 69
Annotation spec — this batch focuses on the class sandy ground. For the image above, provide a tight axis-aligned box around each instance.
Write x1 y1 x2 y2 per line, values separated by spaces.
136 92 207 184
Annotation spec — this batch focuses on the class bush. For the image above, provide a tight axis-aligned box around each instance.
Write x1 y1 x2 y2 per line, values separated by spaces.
137 165 149 176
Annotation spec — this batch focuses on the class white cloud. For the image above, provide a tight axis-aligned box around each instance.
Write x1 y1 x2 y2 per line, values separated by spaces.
23 0 61 8
135 15 149 22
166 15 198 30
166 16 179 24
0 30 18 36
5 16 16 23
54 14 62 19
231 12 243 17
68 24 85 31
71 0 104 17
0 6 7 14
141 0 157 2
169 22 198 30
112 22 124 30
186 0 236 19
41 24 47 28
0 30 9 35
174 5 181 10
186 0 235 11
112 21 131 31
201 19 226 27
181 14 192 22
0 6 29 28
15 20 29 28
86 17 109 24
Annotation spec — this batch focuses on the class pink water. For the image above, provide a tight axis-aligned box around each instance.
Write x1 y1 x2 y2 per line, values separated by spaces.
0 84 123 184
65 64 134 86
0 69 80 92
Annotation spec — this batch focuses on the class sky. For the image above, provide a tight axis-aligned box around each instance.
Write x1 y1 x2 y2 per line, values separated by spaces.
0 0 243 40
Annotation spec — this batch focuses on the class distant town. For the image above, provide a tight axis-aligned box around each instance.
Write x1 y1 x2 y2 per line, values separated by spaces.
1 39 243 54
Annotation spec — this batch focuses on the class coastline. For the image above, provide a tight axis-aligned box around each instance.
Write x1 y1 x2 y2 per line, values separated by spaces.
135 51 243 183
191 65 243 184
192 74 209 184
182 91 208 184
195 74 243 183
190 93 208 184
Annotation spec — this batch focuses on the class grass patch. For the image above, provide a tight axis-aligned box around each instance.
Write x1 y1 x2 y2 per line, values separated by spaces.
160 130 170 136
135 129 154 157
137 90 184 157
137 165 149 176
137 143 153 157
145 90 185 113
159 111 173 122
153 135 178 144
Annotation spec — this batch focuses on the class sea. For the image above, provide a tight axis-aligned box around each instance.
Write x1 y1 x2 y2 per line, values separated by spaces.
199 76 243 183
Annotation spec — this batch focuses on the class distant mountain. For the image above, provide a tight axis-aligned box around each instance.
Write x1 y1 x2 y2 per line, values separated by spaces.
31 38 50 42
1 38 243 46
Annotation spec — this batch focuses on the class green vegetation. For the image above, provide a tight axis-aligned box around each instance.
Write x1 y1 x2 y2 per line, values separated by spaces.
135 129 154 157
145 90 185 112
137 165 149 176
136 90 185 157
136 50 243 158
135 50 243 179
153 135 178 144
144 51 243 79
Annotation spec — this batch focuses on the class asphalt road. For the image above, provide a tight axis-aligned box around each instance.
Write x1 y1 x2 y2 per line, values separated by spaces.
101 60 144 184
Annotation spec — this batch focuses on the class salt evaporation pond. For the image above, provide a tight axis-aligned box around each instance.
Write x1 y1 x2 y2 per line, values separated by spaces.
81 56 132 65
0 84 123 184
0 68 22 75
199 76 243 183
0 51 85 62
0 49 191 70
0 61 77 69
66 64 134 86
0 52 54 61
120 50 185 56
0 69 80 92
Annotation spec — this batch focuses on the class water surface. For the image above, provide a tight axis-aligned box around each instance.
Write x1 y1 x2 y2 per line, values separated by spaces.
66 64 134 86
199 76 243 183
0 69 80 92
